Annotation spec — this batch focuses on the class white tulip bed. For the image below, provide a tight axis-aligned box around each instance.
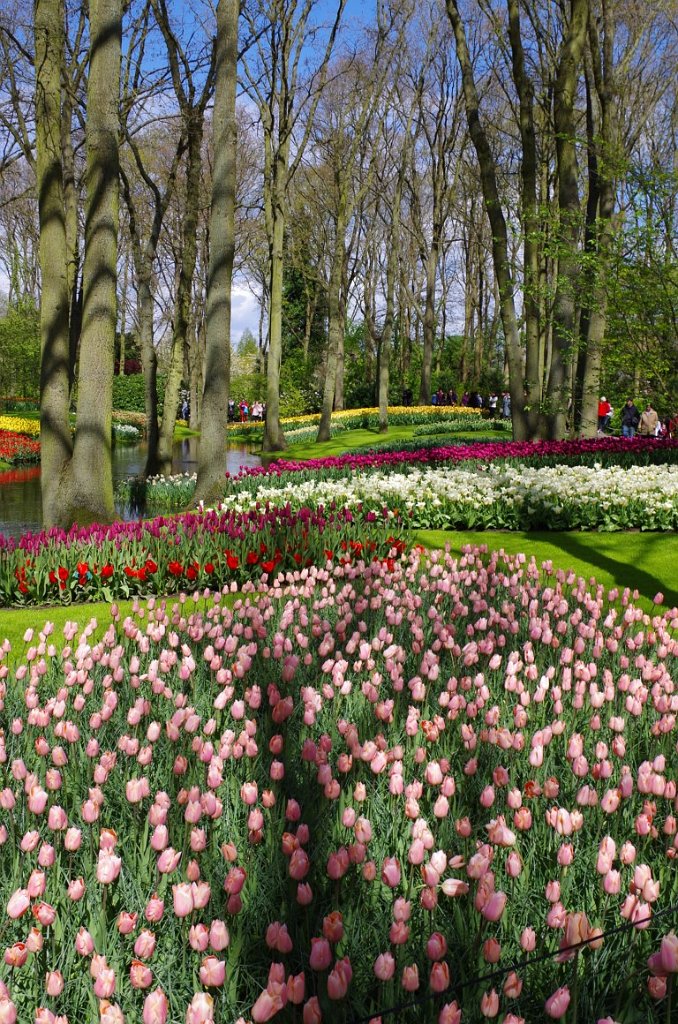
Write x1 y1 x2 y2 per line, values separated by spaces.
212 463 678 531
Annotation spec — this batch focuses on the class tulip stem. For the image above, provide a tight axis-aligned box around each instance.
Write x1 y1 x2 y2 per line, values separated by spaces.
570 951 579 1024
666 975 673 1024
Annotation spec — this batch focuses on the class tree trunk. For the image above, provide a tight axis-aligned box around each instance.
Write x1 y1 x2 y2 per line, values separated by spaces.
507 0 543 435
61 81 81 390
577 5 617 438
263 200 287 451
317 210 347 442
194 0 237 505
547 0 588 439
35 0 73 528
158 124 203 475
446 0 532 440
69 0 121 524
138 273 160 473
420 239 438 404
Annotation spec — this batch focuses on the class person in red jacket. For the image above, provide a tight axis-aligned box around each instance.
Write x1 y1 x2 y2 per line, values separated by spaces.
597 396 612 434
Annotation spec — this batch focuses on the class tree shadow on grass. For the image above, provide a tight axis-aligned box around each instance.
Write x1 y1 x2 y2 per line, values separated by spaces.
546 531 678 608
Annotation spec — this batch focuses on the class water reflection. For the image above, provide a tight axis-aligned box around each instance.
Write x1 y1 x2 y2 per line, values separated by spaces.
0 440 262 539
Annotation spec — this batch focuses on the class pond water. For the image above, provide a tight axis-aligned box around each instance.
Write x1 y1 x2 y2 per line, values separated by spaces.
0 438 262 540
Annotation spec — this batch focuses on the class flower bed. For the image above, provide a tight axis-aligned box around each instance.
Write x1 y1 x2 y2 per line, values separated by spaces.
0 505 406 606
215 462 678 532
228 405 481 440
0 547 676 1023
113 423 141 443
230 437 678 488
0 429 41 465
0 415 41 437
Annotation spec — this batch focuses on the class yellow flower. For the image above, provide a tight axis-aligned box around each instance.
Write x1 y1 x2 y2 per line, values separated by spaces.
0 415 40 437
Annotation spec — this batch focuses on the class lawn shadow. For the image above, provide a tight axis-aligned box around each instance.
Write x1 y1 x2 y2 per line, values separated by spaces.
544 531 678 608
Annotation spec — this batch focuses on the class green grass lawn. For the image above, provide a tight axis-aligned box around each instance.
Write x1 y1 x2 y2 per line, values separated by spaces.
0 460 9 471
281 425 503 460
416 529 678 612
0 593 223 654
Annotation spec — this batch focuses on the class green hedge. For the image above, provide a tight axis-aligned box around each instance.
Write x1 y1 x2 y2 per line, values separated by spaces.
112 373 165 414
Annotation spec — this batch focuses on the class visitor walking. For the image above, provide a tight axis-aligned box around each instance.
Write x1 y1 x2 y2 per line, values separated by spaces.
620 399 640 439
502 392 511 419
638 402 659 437
597 396 612 434
488 393 498 418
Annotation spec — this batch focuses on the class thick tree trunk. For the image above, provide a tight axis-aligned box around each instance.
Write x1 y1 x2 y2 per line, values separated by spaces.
263 202 287 451
379 157 405 430
194 0 237 505
547 0 588 439
317 212 347 442
446 0 532 440
420 239 438 404
577 6 617 438
69 0 121 524
158 125 203 475
35 0 73 528
138 274 160 474
507 0 543 435
61 83 81 390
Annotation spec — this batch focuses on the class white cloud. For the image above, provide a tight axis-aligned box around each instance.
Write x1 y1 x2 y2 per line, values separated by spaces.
230 282 262 344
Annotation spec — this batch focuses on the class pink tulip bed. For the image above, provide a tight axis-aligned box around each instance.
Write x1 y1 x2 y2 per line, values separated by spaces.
0 547 677 1024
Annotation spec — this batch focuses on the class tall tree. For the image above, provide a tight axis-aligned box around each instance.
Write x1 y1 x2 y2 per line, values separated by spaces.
194 0 238 503
36 0 122 526
446 0 534 439
150 0 215 474
35 0 72 527
243 0 345 451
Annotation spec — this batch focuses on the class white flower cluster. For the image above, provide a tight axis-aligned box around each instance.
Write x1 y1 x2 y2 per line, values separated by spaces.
215 463 678 529
113 423 141 438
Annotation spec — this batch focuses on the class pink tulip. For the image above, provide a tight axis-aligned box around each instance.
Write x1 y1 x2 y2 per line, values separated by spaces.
322 912 344 943
199 956 226 987
426 933 447 961
327 957 352 999
481 890 506 922
430 962 450 992
67 878 86 901
130 960 153 989
117 912 137 935
401 964 419 992
134 930 156 959
185 992 214 1023
97 851 122 884
302 997 322 1024
545 986 571 1019
480 989 499 1017
93 967 116 998
374 953 396 981
438 1002 462 1024
172 883 194 918
45 971 64 996
251 986 287 1022
157 848 181 874
381 857 401 887
99 1003 125 1024
142 988 169 1024
75 928 94 956
0 998 17 1024
309 938 332 971
6 890 30 920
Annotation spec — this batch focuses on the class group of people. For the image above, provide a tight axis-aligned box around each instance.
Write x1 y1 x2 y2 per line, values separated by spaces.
230 399 265 422
459 391 512 419
605 397 678 439
422 387 512 419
